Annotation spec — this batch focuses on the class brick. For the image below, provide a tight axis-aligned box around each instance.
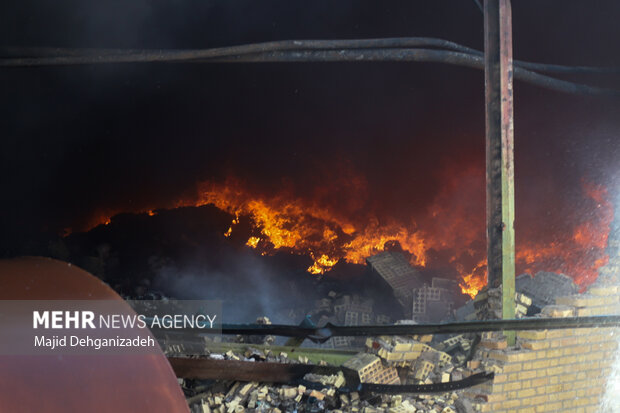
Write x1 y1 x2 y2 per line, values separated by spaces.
531 360 551 370
558 373 577 383
585 386 604 396
521 395 548 406
486 393 507 403
518 388 536 398
583 352 604 362
531 377 548 387
592 341 618 351
480 339 508 350
541 305 574 318
489 350 536 363
516 330 547 341
554 296 588 307
588 285 618 296
563 345 590 356
559 337 578 346
501 399 521 409
537 401 562 412
494 374 508 384
546 366 565 376
503 363 524 373
520 340 549 351
557 391 576 401
557 355 577 365
545 330 566 339
504 382 522 391
518 370 537 380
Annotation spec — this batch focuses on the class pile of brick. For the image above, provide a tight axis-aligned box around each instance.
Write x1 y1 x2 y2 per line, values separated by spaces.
343 352 401 385
473 287 532 320
186 381 335 413
184 329 478 412
362 333 475 388
306 292 392 349
515 271 578 310
435 335 473 366
183 378 468 413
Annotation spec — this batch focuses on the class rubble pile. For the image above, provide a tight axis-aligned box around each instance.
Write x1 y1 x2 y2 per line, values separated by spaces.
514 271 578 310
363 333 474 387
182 377 471 413
306 292 393 349
181 324 479 412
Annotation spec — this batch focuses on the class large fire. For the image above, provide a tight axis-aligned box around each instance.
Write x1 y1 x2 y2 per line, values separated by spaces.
78 175 613 299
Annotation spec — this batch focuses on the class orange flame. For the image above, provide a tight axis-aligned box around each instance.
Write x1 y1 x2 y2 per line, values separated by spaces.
76 174 613 299
457 259 487 298
246 236 260 248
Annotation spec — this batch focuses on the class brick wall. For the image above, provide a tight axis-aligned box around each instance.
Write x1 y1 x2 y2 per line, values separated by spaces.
464 285 620 413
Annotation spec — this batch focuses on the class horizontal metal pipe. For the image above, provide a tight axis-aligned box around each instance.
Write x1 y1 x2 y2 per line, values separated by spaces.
156 315 620 342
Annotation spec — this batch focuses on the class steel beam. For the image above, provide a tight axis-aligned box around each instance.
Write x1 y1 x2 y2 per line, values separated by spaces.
484 0 516 342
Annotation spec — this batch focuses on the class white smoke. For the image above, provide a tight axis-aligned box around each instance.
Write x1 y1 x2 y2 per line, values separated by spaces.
601 331 620 412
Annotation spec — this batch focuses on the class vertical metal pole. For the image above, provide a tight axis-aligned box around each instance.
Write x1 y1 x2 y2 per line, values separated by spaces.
484 0 516 343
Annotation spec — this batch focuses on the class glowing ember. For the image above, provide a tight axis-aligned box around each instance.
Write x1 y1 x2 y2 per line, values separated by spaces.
224 215 239 238
307 254 340 274
246 236 260 248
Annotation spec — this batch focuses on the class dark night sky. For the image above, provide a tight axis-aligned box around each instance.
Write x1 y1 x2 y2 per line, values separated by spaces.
1 0 619 257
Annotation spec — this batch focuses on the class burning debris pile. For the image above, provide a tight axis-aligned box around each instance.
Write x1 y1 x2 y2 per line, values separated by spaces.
73 174 613 301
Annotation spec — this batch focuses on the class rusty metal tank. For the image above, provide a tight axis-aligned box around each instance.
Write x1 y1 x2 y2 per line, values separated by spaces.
0 256 190 413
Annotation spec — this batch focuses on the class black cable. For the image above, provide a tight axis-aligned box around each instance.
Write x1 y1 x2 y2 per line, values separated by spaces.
297 371 495 394
472 0 483 13
2 39 619 96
